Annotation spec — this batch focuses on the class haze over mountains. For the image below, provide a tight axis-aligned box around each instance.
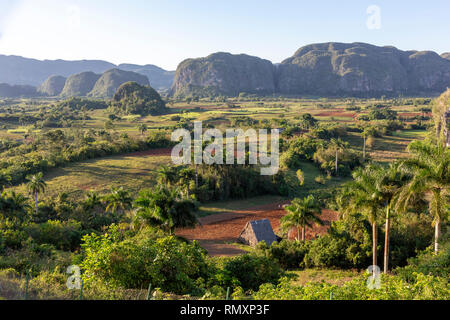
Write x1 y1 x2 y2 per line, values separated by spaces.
1 42 449 99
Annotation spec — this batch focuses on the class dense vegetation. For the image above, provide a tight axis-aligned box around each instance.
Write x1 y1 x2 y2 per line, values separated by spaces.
0 90 448 300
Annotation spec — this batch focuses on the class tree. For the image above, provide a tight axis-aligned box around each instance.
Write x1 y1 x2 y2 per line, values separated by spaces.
26 172 47 215
346 165 384 269
361 127 375 162
178 167 195 197
104 187 132 215
138 123 148 136
157 165 178 186
299 113 318 130
83 191 103 211
280 196 323 243
0 173 11 192
0 191 30 223
396 140 449 254
431 88 449 140
377 162 411 273
133 186 199 234
296 169 305 187
330 138 348 175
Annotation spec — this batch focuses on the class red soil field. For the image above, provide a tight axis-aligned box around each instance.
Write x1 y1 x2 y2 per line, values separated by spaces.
176 201 339 257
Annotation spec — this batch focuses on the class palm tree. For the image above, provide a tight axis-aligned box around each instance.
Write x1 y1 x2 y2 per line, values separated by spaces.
348 165 385 269
361 128 373 162
396 140 449 253
280 195 323 242
178 167 195 197
26 172 47 215
104 187 132 215
83 191 103 211
133 186 198 234
0 191 30 223
0 173 11 192
156 165 178 186
377 162 412 273
340 163 411 273
330 138 347 175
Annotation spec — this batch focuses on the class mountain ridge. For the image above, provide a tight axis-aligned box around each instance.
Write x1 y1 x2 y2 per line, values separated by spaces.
0 54 175 91
171 42 450 97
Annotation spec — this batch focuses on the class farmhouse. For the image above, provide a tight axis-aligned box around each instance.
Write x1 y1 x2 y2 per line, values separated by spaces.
238 219 278 247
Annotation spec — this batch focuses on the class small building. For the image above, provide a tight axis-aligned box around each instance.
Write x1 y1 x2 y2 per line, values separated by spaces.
238 219 278 247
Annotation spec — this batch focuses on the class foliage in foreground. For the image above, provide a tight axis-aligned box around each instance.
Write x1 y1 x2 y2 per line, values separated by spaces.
251 273 449 300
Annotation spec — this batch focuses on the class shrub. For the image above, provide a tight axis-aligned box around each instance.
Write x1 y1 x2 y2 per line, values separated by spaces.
394 242 450 282
81 229 211 295
256 240 309 270
217 253 284 291
25 220 83 251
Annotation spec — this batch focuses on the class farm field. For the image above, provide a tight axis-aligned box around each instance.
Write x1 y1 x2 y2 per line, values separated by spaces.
177 198 339 256
8 149 172 199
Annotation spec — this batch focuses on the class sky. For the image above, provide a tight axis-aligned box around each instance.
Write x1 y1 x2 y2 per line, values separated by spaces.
0 0 449 70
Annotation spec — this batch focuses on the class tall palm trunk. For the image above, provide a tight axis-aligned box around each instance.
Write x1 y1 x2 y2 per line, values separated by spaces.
302 226 306 243
372 222 378 269
335 150 338 174
384 206 390 274
433 189 442 254
363 135 366 162
195 165 199 189
435 217 441 254
296 227 301 242
35 192 39 214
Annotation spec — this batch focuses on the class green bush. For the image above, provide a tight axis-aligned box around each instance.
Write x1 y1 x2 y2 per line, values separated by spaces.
80 229 210 295
394 242 450 282
217 253 284 291
256 240 309 270
25 220 83 251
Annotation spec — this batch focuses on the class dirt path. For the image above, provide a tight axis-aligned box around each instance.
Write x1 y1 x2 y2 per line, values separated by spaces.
176 201 339 257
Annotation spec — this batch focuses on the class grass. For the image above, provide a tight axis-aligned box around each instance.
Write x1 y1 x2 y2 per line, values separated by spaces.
197 195 284 217
10 153 170 199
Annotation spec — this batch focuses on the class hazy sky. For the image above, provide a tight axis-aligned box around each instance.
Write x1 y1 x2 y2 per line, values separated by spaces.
0 0 449 70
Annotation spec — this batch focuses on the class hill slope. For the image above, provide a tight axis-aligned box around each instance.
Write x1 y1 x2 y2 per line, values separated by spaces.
277 43 450 95
171 43 450 97
60 72 101 97
118 64 175 91
89 69 150 98
38 75 67 96
170 52 276 97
